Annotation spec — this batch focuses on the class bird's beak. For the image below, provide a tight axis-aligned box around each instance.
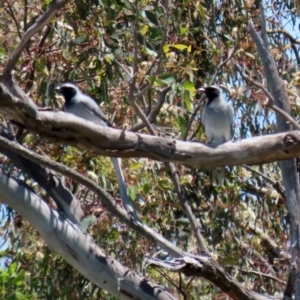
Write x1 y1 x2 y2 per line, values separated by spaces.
197 88 205 93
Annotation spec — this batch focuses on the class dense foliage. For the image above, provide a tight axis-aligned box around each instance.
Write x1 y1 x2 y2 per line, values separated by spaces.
0 0 299 298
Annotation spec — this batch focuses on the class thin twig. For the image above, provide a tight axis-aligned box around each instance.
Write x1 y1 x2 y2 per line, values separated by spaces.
237 239 276 275
169 161 209 253
130 86 171 132
24 0 28 31
238 268 286 284
243 165 277 185
267 29 300 44
138 60 156 88
267 29 300 63
127 0 139 102
241 72 275 103
241 72 300 130
3 0 70 78
133 0 170 99
25 25 52 92
114 59 132 79
4 0 23 41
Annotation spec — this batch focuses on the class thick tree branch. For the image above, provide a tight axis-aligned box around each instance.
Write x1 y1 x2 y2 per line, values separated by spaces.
145 256 280 300
0 169 176 300
0 160 278 300
0 126 84 224
249 5 300 297
0 134 185 257
1 84 300 168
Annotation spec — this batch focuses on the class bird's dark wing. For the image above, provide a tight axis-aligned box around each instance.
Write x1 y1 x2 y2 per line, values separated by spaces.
79 94 112 127
227 103 234 139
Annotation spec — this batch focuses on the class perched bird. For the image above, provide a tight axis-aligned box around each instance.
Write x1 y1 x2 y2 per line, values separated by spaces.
55 83 111 127
198 86 233 186
55 83 140 222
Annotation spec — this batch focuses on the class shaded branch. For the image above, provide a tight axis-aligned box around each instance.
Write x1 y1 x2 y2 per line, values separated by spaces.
168 161 208 253
25 25 52 92
284 263 296 298
145 256 280 300
0 125 84 224
130 86 171 132
4 0 23 42
248 223 291 261
122 2 208 254
267 29 300 44
0 133 185 257
0 169 176 300
242 169 286 203
237 240 277 275
238 268 286 285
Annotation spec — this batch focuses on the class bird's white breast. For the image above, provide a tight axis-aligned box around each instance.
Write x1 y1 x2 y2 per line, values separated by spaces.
203 102 232 145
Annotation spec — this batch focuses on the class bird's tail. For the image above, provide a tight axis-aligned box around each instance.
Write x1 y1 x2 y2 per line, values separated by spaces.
111 157 141 223
211 167 225 186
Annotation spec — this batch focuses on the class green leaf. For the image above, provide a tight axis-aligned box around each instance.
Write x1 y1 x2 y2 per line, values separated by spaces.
145 10 159 26
81 70 94 88
180 27 187 35
220 254 240 265
70 35 87 45
8 262 17 275
182 81 196 92
171 44 188 51
142 183 152 194
177 116 186 137
140 25 149 35
105 53 115 64
176 217 190 226
12 269 25 286
184 91 192 112
136 33 145 45
130 163 143 171
163 44 170 54
158 179 172 190
157 73 176 85
198 4 207 21
128 185 138 201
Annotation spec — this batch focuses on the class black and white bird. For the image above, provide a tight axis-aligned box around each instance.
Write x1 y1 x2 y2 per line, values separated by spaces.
198 86 233 186
55 83 140 222
55 83 111 127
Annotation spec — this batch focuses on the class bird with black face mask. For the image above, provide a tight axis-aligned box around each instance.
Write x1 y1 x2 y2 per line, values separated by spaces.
198 86 233 186
55 83 140 222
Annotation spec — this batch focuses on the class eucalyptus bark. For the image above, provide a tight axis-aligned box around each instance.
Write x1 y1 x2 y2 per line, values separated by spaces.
0 168 176 300
249 6 300 297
